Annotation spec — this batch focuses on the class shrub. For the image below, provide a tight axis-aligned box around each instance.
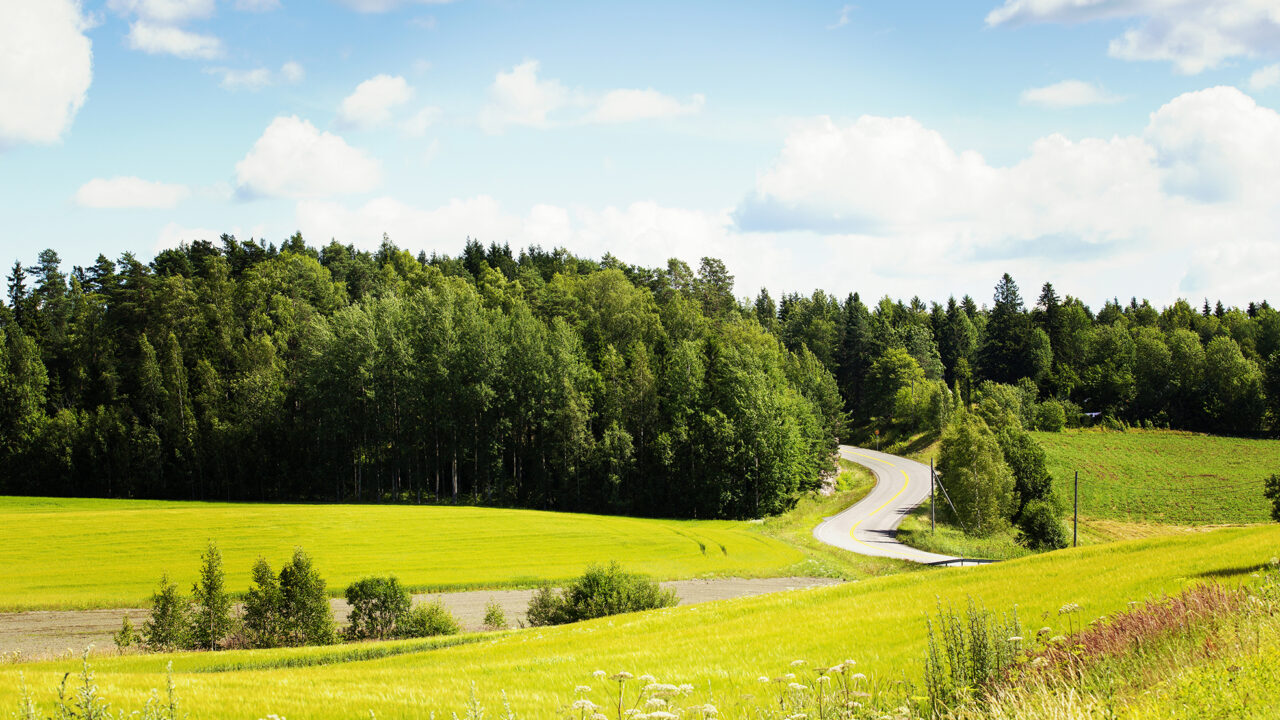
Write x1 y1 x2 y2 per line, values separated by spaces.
397 601 460 638
1017 499 1069 551
278 548 336 646
1033 400 1066 432
525 562 678 627
189 540 234 650
923 599 1022 715
482 599 507 631
241 557 284 649
345 576 411 640
142 574 190 651
113 615 138 650
1264 473 1280 522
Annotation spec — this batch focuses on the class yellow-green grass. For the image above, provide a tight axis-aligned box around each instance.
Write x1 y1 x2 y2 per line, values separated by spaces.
896 499 1034 561
0 497 805 612
756 460 913 579
4 525 1277 719
1033 429 1280 524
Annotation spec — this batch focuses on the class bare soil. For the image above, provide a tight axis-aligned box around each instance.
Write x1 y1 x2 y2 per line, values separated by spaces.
0 576 841 661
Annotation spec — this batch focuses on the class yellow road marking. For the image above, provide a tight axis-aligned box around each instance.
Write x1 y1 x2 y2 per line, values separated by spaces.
845 451 912 552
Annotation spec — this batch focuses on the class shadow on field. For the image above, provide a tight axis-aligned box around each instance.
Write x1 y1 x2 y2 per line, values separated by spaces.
1194 564 1268 580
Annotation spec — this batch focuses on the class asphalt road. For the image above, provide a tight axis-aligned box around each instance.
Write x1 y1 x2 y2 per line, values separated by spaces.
814 445 983 566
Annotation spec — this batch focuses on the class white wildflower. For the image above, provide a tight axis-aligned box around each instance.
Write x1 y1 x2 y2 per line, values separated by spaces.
790 659 805 667
758 676 770 683
639 674 656 684
593 670 607 679
788 682 808 692
575 686 592 694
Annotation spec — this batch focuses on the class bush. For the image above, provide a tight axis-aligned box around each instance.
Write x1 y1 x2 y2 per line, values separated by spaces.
1017 499 1069 550
278 548 337 646
142 574 190 651
345 576 411 640
397 601 460 638
1033 400 1066 432
1264 473 1280 522
482 599 507 631
113 615 138 650
241 557 284 648
525 562 678 627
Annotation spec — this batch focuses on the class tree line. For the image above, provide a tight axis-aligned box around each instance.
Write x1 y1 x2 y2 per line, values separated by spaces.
1 237 840 518
765 273 1280 440
4 237 1277 519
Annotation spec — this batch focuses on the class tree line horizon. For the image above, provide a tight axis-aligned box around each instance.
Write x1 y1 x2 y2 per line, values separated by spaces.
2 235 1278 518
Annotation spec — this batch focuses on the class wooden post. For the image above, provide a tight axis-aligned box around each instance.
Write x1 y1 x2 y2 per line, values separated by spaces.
1073 470 1079 548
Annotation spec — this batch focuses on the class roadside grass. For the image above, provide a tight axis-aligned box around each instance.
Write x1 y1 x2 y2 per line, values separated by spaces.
895 499 1033 562
1033 428 1280 524
0 498 807 612
757 459 914 579
3 525 1278 719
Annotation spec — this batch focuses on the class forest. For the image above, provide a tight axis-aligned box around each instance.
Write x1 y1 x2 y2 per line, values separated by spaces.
2 235 1278 519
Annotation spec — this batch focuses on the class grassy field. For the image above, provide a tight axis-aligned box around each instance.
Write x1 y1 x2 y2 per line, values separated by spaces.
1034 429 1280 524
0 497 808 612
3 524 1277 718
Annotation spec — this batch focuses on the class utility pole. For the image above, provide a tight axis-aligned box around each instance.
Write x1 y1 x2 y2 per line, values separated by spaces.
1073 470 1079 548
930 458 936 534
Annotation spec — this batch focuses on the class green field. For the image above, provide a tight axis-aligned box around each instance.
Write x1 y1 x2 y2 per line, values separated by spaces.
3 524 1276 718
1033 429 1280 524
0 497 806 611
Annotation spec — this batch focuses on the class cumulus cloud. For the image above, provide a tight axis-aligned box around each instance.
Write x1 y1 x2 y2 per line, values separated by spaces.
126 20 222 59
1021 80 1123 108
107 0 215 24
734 85 1280 302
0 0 94 146
480 61 705 132
235 115 381 199
402 106 442 136
1250 63 1280 91
75 176 190 208
333 0 455 12
479 61 571 133
986 0 1280 74
585 89 705 124
338 74 413 129
207 61 304 90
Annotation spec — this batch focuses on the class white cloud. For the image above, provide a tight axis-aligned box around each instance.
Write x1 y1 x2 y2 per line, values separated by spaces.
107 0 215 24
234 0 280 10
1249 63 1280 91
333 0 455 12
0 0 93 146
207 61 304 90
235 115 381 199
986 0 1280 74
733 85 1280 303
828 4 854 30
479 61 571 133
75 176 190 208
402 106 442 136
281 60 305 83
127 20 222 59
480 61 705 131
1021 80 1123 108
585 89 705 124
338 74 413 129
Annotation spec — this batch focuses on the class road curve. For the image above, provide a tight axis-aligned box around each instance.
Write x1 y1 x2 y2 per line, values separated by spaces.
814 445 981 566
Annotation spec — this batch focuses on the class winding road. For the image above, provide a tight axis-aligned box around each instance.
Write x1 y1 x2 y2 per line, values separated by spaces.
814 445 984 566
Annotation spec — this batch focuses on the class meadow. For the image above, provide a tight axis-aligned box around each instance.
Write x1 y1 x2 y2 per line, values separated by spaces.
3 524 1277 718
0 497 806 612
1033 429 1280 524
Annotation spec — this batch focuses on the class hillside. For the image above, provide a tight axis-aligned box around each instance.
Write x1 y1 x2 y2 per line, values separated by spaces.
3 524 1276 718
1034 429 1280 524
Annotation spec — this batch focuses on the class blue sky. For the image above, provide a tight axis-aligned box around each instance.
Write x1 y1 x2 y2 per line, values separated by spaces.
4 0 1280 306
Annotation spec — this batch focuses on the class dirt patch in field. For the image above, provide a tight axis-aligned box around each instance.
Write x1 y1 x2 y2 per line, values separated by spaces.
0 577 841 661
